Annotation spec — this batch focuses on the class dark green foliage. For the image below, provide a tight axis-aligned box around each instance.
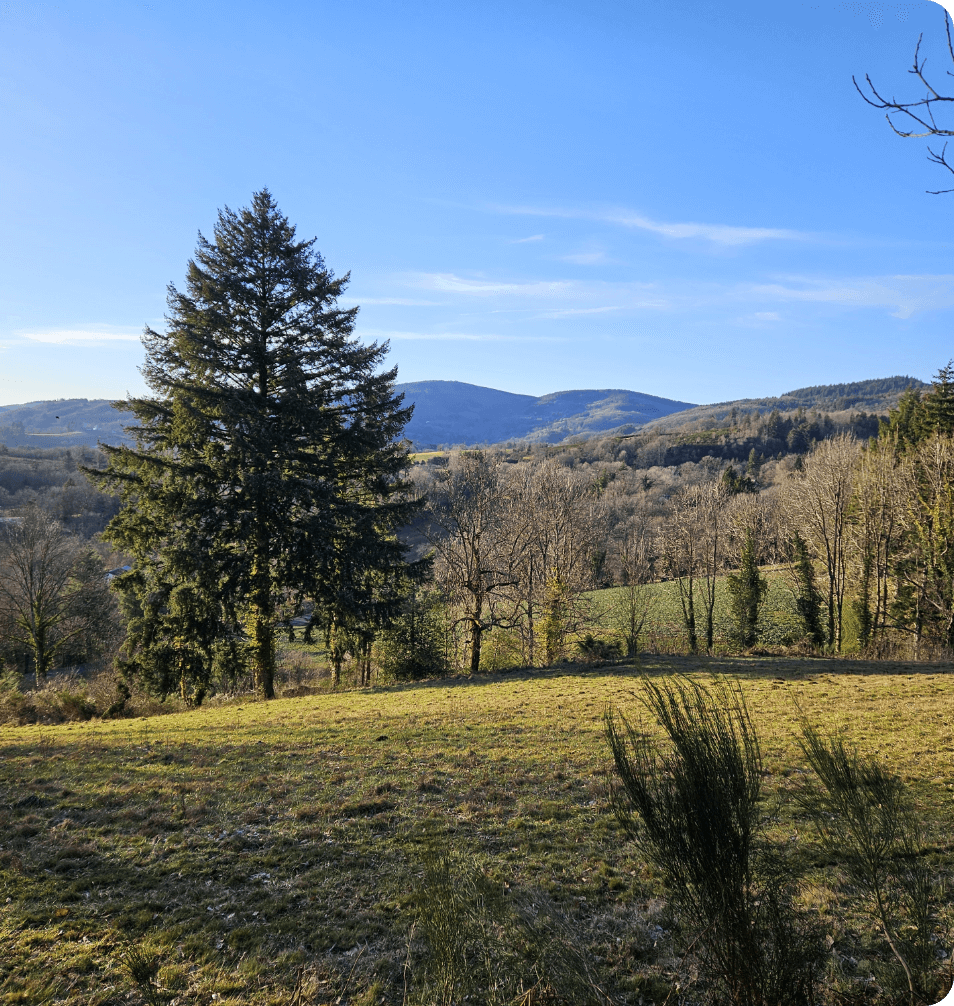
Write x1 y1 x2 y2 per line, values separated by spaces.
746 448 764 478
112 564 243 704
880 364 954 450
798 727 947 1005
374 588 447 681
575 633 622 661
851 546 875 650
764 409 785 442
721 464 757 495
727 531 768 647
876 367 954 650
606 677 825 1006
791 533 826 648
90 191 419 699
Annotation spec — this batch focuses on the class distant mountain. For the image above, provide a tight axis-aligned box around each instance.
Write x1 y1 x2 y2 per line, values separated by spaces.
0 399 127 449
641 376 929 434
0 375 931 453
394 381 697 448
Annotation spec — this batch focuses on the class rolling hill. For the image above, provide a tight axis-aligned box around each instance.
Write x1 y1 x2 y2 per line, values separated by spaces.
639 375 928 434
0 398 128 449
0 375 931 452
394 381 696 448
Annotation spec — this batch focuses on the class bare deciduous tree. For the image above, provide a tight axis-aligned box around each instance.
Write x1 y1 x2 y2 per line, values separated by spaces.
891 434 954 653
848 438 901 651
0 508 117 683
658 483 726 654
608 515 656 658
506 462 605 665
782 435 861 652
426 453 518 673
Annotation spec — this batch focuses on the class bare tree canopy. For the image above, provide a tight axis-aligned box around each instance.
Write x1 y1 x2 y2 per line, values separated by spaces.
855 10 954 192
0 508 116 682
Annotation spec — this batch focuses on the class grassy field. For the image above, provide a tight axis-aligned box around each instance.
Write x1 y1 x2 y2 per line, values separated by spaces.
2 656 953 1003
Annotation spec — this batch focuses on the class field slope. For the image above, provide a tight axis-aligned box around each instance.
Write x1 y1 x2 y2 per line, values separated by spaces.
2 657 953 1003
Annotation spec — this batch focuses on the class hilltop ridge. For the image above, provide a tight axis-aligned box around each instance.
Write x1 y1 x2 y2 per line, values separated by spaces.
640 375 927 434
0 375 931 451
394 380 696 448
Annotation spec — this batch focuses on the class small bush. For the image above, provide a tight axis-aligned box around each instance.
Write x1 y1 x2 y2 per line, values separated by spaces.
798 726 951 1004
55 688 96 721
375 591 448 681
576 634 622 663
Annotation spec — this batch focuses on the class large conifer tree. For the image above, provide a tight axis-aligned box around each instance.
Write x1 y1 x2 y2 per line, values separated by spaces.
92 190 419 699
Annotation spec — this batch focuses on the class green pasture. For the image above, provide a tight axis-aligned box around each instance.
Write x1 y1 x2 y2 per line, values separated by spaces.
477 570 809 671
595 568 806 649
1 656 953 1002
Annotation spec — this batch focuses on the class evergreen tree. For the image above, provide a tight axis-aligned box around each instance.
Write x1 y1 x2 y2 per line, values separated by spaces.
726 530 767 648
850 547 874 651
880 386 924 450
791 533 826 648
921 360 954 436
745 448 763 480
720 464 756 496
375 588 448 681
90 191 419 699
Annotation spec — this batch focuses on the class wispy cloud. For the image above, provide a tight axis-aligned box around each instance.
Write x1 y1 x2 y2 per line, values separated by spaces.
607 211 805 246
510 234 545 244
493 203 810 247
406 272 669 313
539 306 621 319
348 296 443 306
740 274 954 319
411 273 578 298
17 326 142 344
560 250 607 265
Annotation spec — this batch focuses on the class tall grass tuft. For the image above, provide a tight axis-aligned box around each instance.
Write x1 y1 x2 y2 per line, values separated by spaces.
406 846 615 1005
119 944 172 1006
798 725 950 1005
606 676 825 1006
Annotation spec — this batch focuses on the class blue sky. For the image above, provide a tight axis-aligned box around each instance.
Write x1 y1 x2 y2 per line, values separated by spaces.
2 0 954 407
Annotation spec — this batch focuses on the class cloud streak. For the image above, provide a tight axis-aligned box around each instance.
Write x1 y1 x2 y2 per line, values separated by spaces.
395 269 954 321
740 274 954 319
494 203 810 246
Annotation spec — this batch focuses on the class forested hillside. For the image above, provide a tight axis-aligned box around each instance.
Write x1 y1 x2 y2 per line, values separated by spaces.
0 375 926 453
640 375 927 434
0 444 118 537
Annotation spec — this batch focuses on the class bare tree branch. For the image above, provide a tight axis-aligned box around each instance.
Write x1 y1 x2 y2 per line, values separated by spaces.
855 12 954 192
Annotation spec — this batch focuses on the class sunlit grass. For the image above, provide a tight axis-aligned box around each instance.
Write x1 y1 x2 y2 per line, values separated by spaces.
1 656 953 1001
